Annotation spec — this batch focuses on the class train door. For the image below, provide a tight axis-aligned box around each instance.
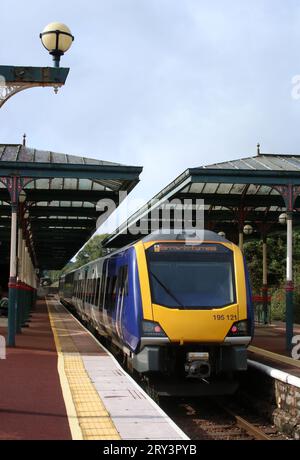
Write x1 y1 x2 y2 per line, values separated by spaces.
92 260 103 327
82 268 89 316
116 265 128 340
102 258 114 333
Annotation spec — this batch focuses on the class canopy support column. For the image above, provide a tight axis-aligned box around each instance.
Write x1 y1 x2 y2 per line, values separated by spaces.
0 176 31 346
238 231 244 250
8 204 18 346
286 211 294 351
274 184 300 352
16 227 23 334
262 235 269 324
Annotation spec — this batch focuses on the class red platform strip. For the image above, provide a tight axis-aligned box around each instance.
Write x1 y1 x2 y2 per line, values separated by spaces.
0 299 72 440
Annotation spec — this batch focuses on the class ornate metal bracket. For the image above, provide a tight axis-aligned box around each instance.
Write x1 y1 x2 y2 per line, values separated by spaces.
0 176 32 205
273 184 300 212
0 65 69 109
0 81 61 108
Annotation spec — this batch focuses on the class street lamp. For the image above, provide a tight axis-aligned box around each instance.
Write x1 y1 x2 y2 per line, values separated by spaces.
19 191 26 205
40 22 74 68
243 224 253 235
279 213 287 225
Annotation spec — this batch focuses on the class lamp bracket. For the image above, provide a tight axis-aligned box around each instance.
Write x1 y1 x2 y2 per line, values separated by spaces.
0 65 69 109
0 81 63 108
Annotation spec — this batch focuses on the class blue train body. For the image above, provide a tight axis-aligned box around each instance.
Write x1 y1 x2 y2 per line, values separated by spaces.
59 231 254 382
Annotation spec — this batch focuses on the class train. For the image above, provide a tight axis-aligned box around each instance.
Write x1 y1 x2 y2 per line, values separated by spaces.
59 230 254 384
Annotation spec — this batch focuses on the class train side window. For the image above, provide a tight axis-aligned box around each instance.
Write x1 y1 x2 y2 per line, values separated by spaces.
117 265 128 297
90 279 93 304
83 279 85 300
88 279 91 304
96 277 101 306
84 278 88 302
105 275 117 310
86 279 89 303
103 275 110 309
123 266 128 296
89 279 93 304
93 278 97 305
100 275 106 310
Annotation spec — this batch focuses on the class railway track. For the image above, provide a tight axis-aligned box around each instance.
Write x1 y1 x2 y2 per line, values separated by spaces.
214 400 271 440
160 396 288 440
65 305 289 441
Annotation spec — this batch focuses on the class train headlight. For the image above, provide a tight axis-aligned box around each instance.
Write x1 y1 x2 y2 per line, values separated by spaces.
227 320 249 336
142 320 167 337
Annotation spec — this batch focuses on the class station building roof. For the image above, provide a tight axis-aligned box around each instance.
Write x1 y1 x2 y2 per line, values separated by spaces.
103 152 300 248
0 144 142 270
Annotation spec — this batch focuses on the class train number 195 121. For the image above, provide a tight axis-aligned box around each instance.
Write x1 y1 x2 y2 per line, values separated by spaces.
213 314 238 321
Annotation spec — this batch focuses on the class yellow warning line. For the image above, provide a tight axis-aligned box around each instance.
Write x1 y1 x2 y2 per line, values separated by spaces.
46 299 120 440
249 345 300 368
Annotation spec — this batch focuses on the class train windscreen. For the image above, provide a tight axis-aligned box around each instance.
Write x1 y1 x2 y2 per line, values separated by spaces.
146 243 236 309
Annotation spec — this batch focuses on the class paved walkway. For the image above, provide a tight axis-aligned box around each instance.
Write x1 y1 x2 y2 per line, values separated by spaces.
250 322 300 377
0 298 188 440
0 300 71 440
47 298 188 440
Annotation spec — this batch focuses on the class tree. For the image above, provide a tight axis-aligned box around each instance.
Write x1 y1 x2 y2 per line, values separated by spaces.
74 234 109 267
47 233 109 282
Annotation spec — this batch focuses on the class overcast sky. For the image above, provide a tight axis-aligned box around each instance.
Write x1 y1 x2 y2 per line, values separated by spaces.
1 0 300 233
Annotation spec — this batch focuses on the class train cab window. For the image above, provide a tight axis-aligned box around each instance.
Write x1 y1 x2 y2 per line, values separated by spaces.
146 243 236 309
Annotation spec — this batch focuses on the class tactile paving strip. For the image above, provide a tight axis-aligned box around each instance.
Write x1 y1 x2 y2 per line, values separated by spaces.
47 300 120 440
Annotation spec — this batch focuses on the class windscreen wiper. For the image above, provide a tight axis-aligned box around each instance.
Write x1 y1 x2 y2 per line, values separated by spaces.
150 271 185 309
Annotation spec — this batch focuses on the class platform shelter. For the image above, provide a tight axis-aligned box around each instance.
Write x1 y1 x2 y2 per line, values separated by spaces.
103 149 300 352
0 143 142 346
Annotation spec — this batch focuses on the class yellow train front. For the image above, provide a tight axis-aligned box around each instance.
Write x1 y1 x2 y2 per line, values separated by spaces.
60 230 254 390
131 230 254 381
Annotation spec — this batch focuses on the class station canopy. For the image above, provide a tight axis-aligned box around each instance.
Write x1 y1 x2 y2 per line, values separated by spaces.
0 144 142 270
103 152 300 248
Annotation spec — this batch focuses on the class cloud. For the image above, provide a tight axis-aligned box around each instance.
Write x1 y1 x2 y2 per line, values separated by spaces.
2 0 300 237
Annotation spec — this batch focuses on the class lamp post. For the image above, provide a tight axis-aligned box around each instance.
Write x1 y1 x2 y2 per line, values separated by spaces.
0 24 73 345
279 212 294 350
40 22 74 68
6 185 27 346
0 22 73 109
243 224 253 236
16 191 26 333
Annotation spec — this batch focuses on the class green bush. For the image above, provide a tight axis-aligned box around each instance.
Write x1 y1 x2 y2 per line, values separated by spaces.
293 291 300 324
269 288 300 323
270 288 285 321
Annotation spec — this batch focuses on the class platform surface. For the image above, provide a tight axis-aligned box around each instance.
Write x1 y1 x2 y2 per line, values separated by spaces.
0 297 188 440
249 322 300 378
0 300 71 440
47 297 188 440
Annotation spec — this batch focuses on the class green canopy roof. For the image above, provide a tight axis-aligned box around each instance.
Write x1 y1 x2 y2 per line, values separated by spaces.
103 152 300 248
0 144 142 269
